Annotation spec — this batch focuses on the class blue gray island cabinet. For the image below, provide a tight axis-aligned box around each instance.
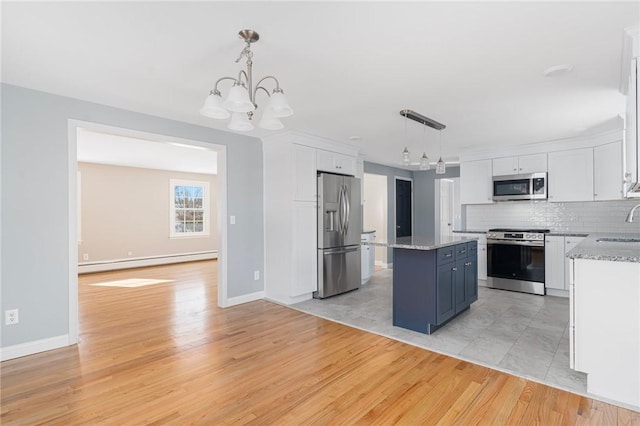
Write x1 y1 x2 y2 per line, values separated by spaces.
391 236 478 334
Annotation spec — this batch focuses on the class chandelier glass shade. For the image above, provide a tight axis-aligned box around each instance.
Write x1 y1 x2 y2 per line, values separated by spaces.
419 152 430 171
200 30 293 131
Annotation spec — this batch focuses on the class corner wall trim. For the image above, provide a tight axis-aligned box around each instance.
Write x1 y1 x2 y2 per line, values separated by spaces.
225 291 265 307
0 335 70 361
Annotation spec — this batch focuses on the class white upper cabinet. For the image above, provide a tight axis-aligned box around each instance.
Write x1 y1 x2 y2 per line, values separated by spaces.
594 141 624 201
548 148 594 202
518 153 548 174
293 144 317 202
492 153 547 176
460 159 493 204
317 149 356 176
492 156 519 176
625 58 638 194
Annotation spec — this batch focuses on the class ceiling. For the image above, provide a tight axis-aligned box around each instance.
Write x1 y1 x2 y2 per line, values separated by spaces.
2 2 638 168
77 128 218 174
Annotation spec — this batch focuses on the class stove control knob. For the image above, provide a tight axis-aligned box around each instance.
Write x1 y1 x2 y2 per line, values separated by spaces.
525 233 532 239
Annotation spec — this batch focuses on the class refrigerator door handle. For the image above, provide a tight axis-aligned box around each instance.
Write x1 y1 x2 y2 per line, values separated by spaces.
344 184 350 234
339 185 347 235
323 246 360 255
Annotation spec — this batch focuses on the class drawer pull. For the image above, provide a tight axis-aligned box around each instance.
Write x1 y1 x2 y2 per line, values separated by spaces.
452 267 458 271
444 253 452 258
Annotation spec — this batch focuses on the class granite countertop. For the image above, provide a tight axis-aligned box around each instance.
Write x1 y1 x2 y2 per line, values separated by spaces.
369 235 478 251
566 233 640 263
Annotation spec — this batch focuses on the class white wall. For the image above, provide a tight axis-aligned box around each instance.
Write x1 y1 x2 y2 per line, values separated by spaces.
465 199 640 233
363 173 387 265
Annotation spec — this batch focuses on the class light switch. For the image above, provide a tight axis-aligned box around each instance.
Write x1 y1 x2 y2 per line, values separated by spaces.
230 215 236 225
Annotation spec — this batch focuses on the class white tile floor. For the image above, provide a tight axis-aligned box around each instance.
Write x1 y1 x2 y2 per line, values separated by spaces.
292 268 588 396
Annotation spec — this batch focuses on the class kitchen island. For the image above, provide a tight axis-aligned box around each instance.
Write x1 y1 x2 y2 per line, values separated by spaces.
567 233 640 409
390 236 478 334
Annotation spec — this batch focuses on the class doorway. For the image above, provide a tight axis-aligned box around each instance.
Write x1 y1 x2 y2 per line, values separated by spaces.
67 120 228 344
395 177 413 238
435 178 461 238
363 173 388 268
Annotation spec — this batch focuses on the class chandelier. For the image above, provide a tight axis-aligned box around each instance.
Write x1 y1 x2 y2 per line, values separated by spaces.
400 109 447 174
200 30 293 131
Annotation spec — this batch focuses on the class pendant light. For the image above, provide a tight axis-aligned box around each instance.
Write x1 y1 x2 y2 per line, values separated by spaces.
435 129 446 174
402 114 411 166
419 124 430 171
399 109 446 169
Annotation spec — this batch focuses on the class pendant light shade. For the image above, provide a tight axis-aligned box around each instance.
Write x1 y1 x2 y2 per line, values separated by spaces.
223 84 255 113
266 90 293 117
200 92 231 119
259 110 284 130
435 157 446 174
227 112 254 131
402 147 411 166
419 153 430 171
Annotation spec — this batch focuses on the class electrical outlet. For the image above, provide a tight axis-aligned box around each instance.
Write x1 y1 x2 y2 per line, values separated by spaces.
5 309 19 325
127 251 133 256
83 253 89 261
254 270 260 280
230 215 236 225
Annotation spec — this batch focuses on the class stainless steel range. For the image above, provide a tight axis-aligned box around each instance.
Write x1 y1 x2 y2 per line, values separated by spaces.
486 228 549 295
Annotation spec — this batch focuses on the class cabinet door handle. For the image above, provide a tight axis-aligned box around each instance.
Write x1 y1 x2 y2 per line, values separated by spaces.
452 267 458 271
444 253 452 258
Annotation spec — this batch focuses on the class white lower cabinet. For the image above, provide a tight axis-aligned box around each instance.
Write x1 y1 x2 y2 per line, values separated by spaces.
572 258 640 407
544 236 565 290
545 235 585 294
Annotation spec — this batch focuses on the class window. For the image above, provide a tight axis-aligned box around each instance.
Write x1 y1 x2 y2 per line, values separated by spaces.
170 179 210 237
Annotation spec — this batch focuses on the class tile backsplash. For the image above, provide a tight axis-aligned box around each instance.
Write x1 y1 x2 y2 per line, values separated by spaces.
464 199 640 234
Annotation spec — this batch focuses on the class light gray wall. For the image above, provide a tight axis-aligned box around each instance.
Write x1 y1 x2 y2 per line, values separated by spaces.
413 166 460 239
363 162 412 264
1 84 264 348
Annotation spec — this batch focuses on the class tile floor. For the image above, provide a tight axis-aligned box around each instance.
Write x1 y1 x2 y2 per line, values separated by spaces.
292 268 588 396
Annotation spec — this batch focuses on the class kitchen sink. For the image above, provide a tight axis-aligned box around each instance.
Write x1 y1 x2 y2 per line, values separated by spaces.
595 237 640 243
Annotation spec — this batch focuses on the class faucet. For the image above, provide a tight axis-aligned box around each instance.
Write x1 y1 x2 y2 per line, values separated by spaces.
626 203 640 223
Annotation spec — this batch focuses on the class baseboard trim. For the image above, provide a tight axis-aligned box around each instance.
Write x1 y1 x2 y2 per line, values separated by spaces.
1 335 71 361
546 288 570 298
225 291 265 307
78 251 217 274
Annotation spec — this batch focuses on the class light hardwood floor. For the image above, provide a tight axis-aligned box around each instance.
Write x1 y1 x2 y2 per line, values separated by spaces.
1 260 638 425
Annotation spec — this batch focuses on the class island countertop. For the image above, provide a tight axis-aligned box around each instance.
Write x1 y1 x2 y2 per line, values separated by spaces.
370 235 478 251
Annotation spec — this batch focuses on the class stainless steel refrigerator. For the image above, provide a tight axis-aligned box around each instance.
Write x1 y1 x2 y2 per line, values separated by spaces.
315 172 361 299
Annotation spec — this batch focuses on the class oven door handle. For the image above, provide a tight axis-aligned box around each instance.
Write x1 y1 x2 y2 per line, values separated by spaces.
487 239 544 247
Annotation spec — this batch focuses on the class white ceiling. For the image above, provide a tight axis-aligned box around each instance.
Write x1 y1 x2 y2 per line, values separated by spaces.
2 2 638 168
77 128 218 174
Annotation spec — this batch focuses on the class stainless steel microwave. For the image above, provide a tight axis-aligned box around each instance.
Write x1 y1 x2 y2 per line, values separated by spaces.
492 172 547 201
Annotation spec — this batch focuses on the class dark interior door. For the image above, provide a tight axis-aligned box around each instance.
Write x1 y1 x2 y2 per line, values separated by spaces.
396 179 412 238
